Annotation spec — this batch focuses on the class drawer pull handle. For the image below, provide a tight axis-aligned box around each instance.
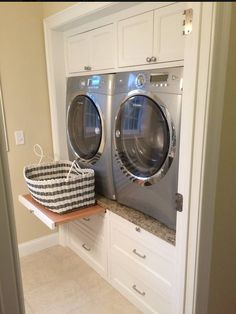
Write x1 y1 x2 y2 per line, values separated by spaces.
82 243 91 251
132 284 146 296
135 227 141 232
83 217 90 221
133 249 146 259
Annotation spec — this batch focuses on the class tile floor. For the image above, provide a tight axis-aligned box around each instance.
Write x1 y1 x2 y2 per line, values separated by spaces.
20 245 142 314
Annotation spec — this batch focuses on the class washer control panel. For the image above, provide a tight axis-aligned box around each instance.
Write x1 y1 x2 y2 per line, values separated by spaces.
150 73 169 87
115 67 183 94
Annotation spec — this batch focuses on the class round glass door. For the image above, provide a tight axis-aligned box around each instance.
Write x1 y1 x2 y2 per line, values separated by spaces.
67 95 102 160
115 95 170 179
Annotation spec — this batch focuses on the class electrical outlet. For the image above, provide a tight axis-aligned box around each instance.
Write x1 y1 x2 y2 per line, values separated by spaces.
15 130 24 145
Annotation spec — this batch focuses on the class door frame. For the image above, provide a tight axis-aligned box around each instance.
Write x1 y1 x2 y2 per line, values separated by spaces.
43 2 232 313
0 82 25 313
175 2 232 313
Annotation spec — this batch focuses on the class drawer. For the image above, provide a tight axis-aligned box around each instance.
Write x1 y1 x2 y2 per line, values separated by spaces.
110 261 173 314
72 211 106 240
110 248 172 300
68 222 107 277
109 212 175 259
110 223 174 284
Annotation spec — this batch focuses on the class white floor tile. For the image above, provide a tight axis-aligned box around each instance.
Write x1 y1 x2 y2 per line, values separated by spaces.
21 245 140 314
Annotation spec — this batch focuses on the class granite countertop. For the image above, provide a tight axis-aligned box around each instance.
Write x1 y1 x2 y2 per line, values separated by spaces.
96 194 176 246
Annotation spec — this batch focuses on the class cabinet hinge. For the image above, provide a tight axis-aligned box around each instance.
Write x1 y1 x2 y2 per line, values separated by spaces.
183 8 193 36
175 193 183 212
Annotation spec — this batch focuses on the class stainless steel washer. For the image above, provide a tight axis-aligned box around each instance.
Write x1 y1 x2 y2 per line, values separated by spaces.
66 74 116 200
112 67 183 229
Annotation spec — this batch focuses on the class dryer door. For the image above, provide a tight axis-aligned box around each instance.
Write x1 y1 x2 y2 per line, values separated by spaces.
115 94 175 185
67 95 102 163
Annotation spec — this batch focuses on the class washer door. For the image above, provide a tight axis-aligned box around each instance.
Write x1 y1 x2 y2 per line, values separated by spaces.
115 95 175 185
67 95 102 162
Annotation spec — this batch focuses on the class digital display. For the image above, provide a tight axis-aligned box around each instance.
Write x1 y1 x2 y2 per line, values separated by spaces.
87 76 100 87
150 74 168 83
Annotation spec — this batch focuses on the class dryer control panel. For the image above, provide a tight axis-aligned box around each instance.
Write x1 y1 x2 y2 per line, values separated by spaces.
87 76 101 87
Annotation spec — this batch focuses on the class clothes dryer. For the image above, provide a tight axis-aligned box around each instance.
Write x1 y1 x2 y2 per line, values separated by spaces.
112 67 183 229
66 74 116 200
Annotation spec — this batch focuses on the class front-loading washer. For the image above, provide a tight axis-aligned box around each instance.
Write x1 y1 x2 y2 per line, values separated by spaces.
66 74 116 200
112 67 183 229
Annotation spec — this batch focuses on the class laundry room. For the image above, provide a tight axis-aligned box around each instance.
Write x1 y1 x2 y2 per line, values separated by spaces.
0 2 236 314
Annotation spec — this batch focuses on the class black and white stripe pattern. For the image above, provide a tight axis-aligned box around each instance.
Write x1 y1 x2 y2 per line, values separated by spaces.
23 161 95 213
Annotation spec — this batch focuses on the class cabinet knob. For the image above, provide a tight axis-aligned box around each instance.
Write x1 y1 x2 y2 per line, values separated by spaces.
146 57 151 63
84 66 92 71
151 56 157 62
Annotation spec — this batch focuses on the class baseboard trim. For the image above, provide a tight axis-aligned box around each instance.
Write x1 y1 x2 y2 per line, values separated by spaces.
18 233 59 257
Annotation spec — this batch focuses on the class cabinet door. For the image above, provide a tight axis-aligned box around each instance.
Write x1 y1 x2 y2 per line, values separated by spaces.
66 32 90 73
154 3 185 62
90 24 115 71
118 11 154 67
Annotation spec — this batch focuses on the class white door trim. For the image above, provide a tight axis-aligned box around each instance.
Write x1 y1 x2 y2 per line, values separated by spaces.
176 2 232 314
190 3 232 314
43 3 232 313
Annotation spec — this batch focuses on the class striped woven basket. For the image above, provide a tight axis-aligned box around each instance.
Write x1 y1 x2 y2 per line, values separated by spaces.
23 160 95 213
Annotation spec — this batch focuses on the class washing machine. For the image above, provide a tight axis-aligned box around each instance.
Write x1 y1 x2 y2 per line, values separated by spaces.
66 74 116 200
112 67 183 229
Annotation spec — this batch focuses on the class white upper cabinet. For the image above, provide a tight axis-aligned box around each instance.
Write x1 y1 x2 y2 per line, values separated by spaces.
66 24 115 74
154 2 185 62
65 3 186 75
118 3 185 68
118 11 154 67
66 32 90 73
89 24 115 71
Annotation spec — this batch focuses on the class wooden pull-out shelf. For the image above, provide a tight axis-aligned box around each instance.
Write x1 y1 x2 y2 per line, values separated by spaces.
19 194 105 230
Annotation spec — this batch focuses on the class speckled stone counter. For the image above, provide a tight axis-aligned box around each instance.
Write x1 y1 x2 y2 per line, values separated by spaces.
96 194 176 246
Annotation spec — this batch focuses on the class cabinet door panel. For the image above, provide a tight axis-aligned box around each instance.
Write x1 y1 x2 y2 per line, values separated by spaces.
154 3 185 62
90 24 115 71
66 32 90 73
118 11 153 67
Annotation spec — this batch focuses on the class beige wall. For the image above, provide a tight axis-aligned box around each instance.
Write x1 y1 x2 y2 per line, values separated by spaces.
42 2 76 18
0 2 54 244
208 4 236 314
0 1 76 244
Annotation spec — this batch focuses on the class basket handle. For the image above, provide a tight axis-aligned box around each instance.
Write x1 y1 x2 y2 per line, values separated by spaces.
66 160 82 181
33 144 53 165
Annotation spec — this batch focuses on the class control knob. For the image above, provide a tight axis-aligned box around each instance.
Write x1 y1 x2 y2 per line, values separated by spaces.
135 74 146 88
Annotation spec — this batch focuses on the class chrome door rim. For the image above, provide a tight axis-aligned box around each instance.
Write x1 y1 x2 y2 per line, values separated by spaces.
114 90 176 186
67 92 105 164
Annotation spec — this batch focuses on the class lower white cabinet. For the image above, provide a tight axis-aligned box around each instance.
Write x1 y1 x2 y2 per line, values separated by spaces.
64 210 176 314
67 212 108 279
109 212 176 314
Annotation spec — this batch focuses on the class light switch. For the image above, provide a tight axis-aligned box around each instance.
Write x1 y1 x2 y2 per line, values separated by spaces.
15 130 24 145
